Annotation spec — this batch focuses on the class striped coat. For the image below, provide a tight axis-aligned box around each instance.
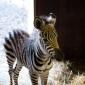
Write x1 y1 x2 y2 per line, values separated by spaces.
4 13 59 85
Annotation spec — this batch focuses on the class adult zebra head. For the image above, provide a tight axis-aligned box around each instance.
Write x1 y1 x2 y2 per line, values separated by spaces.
34 13 59 57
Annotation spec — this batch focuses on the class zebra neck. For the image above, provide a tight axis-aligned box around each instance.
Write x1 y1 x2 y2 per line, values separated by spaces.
34 43 50 66
34 38 50 59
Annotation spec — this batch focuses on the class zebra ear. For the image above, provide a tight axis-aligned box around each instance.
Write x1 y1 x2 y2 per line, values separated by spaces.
34 17 43 29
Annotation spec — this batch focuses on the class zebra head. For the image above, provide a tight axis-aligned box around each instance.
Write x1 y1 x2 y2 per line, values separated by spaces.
34 13 59 49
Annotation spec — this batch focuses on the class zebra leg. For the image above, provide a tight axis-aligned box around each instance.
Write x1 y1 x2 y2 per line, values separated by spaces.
13 61 22 85
41 71 49 85
29 70 39 85
6 55 16 85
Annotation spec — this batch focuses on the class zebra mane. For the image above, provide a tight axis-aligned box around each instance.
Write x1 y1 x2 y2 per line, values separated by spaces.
29 28 40 42
28 28 48 56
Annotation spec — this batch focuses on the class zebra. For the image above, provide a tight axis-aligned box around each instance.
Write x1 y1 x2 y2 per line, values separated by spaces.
4 13 60 85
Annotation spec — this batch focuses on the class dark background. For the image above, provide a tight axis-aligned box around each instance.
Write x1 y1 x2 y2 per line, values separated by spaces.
35 0 85 73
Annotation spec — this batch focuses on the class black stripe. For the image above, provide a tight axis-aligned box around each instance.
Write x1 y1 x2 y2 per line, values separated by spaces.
6 52 15 58
13 31 20 56
32 52 43 71
4 44 13 53
37 46 45 59
7 55 15 62
5 38 11 45
34 56 43 66
7 57 14 63
48 58 51 65
9 32 16 47
35 56 43 62
18 31 24 39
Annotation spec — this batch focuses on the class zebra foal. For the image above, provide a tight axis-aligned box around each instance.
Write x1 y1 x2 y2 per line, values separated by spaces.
4 13 60 85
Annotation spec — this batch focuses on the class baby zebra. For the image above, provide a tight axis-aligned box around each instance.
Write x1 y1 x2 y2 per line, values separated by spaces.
4 13 60 85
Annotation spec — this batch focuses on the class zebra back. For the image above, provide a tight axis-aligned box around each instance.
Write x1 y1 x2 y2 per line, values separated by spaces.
4 30 29 60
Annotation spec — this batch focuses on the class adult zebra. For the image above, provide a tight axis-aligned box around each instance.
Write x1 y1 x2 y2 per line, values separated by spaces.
4 13 60 85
